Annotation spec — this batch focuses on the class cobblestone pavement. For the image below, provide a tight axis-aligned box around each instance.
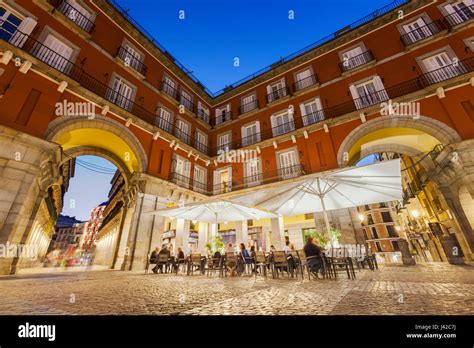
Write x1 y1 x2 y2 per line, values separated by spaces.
0 263 472 315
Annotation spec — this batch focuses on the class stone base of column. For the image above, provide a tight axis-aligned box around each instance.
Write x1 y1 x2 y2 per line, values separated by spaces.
397 240 416 266
439 235 465 265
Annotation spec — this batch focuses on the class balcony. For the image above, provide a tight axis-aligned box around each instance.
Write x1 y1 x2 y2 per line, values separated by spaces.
400 20 446 46
213 181 232 195
353 89 389 110
215 111 232 125
193 180 208 195
272 120 295 137
154 115 173 133
238 99 259 115
195 140 208 154
197 108 210 123
169 172 191 189
444 5 474 28
244 173 262 188
116 46 147 76
241 133 261 147
266 86 290 104
48 0 95 33
173 127 191 145
339 50 374 73
278 164 304 180
179 94 195 113
292 74 319 92
160 80 178 100
302 110 325 126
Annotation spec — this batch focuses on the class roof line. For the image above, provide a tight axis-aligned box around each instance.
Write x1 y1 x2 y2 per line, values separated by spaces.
107 0 410 98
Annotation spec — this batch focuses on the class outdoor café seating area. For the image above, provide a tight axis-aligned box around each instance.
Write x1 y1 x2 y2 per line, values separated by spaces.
145 247 378 280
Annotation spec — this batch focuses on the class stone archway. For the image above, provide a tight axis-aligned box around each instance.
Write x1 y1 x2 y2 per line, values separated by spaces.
337 115 462 167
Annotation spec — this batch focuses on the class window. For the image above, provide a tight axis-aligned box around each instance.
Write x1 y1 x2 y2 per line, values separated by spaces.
381 212 393 223
197 101 210 123
371 227 379 239
175 118 191 144
294 68 315 91
299 98 324 126
244 158 262 187
442 1 474 27
216 104 231 124
271 110 295 136
193 165 207 194
0 6 22 42
266 78 287 103
240 93 257 114
241 122 261 146
35 34 75 73
195 131 208 153
349 76 388 109
162 75 177 98
179 89 193 111
107 75 135 111
367 214 374 225
155 107 173 133
58 0 94 32
400 16 437 45
392 240 400 251
217 133 231 152
172 155 191 188
277 149 300 180
119 41 145 74
213 167 232 194
421 51 462 83
387 225 398 238
464 37 474 53
375 241 383 252
340 44 373 72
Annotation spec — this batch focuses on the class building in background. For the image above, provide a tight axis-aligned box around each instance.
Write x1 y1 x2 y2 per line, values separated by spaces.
50 215 86 253
80 203 106 256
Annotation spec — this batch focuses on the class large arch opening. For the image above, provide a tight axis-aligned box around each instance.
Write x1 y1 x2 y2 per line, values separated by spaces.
17 116 147 273
338 116 469 264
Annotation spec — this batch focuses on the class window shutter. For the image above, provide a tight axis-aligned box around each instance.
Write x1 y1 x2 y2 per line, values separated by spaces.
241 125 247 139
372 76 384 91
10 17 38 47
299 103 307 116
315 97 323 111
349 85 359 100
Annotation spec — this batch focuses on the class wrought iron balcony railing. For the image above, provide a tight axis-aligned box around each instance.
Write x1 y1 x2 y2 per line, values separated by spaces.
197 108 210 123
241 133 261 147
302 110 325 126
215 111 232 125
339 50 375 73
272 120 296 137
292 74 319 92
444 5 474 28
160 80 179 100
266 85 290 103
116 46 147 75
354 89 390 109
400 20 446 46
238 99 259 115
178 94 195 113
48 0 95 33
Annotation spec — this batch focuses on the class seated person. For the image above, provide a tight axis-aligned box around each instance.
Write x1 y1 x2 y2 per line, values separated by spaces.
303 237 322 277
150 247 160 274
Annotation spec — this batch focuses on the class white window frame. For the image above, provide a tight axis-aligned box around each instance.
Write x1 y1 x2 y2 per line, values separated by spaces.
155 105 173 133
107 73 137 111
162 74 177 98
120 38 145 73
293 67 315 91
213 166 232 194
173 154 191 188
193 165 207 194
215 104 231 124
417 47 463 83
175 117 191 144
439 1 473 26
349 75 387 110
299 97 324 126
397 13 435 44
0 3 37 48
271 110 295 136
241 121 261 147
240 93 257 114
179 89 193 111
217 132 231 152
197 101 210 122
276 148 300 180
244 157 262 187
266 78 287 102
195 130 208 153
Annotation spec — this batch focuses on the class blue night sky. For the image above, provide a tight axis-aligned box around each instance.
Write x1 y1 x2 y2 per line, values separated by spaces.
64 0 393 220
114 0 394 92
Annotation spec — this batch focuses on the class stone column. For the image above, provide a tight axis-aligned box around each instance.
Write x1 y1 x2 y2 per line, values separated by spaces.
176 218 191 255
235 220 248 247
197 222 208 254
287 226 303 249
270 217 285 250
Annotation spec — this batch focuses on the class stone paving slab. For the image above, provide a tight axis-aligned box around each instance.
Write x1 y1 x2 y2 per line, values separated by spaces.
0 263 472 315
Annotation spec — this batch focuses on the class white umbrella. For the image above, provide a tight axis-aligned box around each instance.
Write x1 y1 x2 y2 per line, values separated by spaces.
150 198 277 224
231 159 403 244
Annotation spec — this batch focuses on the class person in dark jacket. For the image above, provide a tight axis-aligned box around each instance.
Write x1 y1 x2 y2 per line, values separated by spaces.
150 247 160 273
303 237 322 277
157 245 171 273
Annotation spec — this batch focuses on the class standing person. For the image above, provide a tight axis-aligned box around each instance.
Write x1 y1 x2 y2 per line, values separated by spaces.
303 237 322 278
150 247 160 273
158 245 170 273
239 243 252 273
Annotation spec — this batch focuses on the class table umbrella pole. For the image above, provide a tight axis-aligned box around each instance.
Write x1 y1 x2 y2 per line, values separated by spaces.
319 195 334 248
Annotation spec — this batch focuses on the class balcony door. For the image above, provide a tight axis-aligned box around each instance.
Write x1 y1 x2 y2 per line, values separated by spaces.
217 133 231 152
163 76 176 97
122 42 143 71
242 122 260 146
342 46 363 70
403 17 432 43
272 111 294 136
295 69 313 90
38 34 74 73
176 119 190 144
174 157 191 188
193 166 207 193
214 168 232 194
422 52 459 83
300 98 324 126
109 76 133 110
241 94 256 113
278 150 299 180
155 107 173 133
245 159 261 187
444 1 473 24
